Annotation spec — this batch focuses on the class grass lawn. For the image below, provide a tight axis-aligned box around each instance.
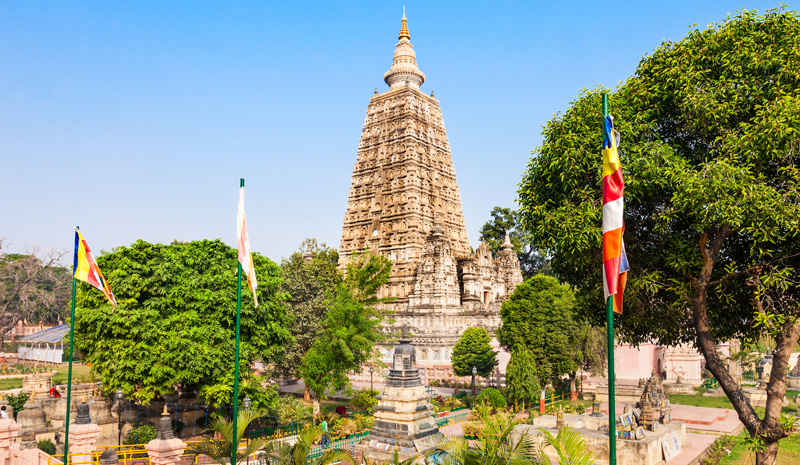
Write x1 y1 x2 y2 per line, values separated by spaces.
52 365 93 385
671 388 800 417
719 431 800 465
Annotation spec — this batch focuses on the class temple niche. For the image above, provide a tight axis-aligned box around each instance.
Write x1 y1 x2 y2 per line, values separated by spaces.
339 13 524 381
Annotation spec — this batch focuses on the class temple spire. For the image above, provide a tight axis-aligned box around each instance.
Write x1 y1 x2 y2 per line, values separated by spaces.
399 9 410 41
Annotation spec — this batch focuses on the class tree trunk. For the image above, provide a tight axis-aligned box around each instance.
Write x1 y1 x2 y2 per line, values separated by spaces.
304 385 311 402
313 396 321 418
689 227 794 456
756 440 778 465
569 374 577 401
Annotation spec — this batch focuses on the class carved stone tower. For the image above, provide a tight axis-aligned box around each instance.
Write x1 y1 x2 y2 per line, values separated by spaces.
338 12 470 308
339 13 524 376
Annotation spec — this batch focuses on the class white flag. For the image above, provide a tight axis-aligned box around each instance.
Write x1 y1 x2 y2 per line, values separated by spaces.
237 186 258 307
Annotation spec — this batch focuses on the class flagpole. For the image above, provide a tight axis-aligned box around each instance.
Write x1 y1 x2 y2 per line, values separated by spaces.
603 93 617 465
64 271 77 464
232 178 244 465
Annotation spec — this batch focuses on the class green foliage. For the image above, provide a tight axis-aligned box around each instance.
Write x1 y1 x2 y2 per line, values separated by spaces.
37 439 56 455
276 395 312 424
72 239 292 404
350 388 378 412
476 387 507 409
124 422 158 445
779 413 798 433
187 409 269 464
432 415 536 465
451 327 498 378
299 249 393 402
266 425 353 465
517 6 800 350
496 276 580 384
517 7 800 455
3 392 27 420
278 239 342 378
536 425 596 465
505 347 541 408
479 207 549 277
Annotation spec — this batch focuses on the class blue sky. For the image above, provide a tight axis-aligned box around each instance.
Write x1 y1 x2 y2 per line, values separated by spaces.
0 1 782 262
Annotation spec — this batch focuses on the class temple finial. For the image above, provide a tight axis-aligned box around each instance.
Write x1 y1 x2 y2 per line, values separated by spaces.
399 10 410 41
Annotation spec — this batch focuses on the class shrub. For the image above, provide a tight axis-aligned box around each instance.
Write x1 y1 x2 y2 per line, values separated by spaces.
276 395 312 424
351 388 378 412
124 422 158 445
575 404 587 415
453 392 468 400
4 393 28 420
476 387 506 409
37 439 56 455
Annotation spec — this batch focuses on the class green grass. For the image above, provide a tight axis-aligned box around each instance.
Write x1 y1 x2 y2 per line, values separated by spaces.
52 365 93 385
670 388 800 417
719 431 800 465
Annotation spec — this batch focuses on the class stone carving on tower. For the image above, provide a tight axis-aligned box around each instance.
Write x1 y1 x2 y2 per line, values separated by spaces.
339 13 524 376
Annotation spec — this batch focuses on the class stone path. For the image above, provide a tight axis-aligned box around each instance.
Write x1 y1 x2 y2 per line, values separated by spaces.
665 433 718 465
597 402 743 435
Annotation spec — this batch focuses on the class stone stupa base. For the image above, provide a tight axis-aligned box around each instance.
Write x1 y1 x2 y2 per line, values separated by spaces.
354 432 444 463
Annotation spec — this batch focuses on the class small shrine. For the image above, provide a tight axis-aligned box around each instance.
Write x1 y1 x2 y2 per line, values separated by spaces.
355 326 442 462
640 371 668 409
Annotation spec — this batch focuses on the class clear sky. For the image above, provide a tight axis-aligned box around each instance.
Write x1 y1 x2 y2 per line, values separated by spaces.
0 1 782 262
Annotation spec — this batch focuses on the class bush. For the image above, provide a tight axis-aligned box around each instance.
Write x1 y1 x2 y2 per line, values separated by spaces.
124 423 158 445
575 404 587 415
351 388 378 412
453 392 468 400
4 393 28 420
37 439 56 455
476 387 506 408
276 395 312 424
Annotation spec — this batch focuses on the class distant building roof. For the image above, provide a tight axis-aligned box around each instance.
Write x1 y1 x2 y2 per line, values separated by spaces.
18 324 69 343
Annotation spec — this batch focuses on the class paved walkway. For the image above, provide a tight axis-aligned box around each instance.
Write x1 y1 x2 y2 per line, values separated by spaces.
665 433 718 465
597 402 743 435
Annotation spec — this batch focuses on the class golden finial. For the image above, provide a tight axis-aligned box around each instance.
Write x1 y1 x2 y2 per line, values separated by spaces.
399 9 410 41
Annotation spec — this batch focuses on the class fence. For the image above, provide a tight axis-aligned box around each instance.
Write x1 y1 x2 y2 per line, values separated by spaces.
542 390 570 406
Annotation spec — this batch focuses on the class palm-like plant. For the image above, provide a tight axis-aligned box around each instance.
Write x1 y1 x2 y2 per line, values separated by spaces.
432 416 537 465
265 425 353 465
186 409 268 464
535 425 595 465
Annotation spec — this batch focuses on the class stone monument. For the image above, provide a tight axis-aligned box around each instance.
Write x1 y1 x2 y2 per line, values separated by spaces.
355 326 442 462
338 12 524 374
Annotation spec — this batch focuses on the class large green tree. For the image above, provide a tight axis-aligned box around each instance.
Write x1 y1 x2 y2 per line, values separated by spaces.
73 239 292 405
278 240 342 381
517 8 800 463
496 276 581 391
298 249 393 415
478 207 548 278
451 327 498 378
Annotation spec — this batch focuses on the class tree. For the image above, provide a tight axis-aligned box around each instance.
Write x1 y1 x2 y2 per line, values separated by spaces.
517 8 800 463
298 249 392 415
278 239 342 399
479 207 548 277
0 240 70 340
496 276 580 390
505 347 541 410
451 327 498 378
73 239 292 405
187 408 268 464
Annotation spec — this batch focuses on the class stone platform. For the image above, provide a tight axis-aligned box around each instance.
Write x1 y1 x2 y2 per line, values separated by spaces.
595 402 743 435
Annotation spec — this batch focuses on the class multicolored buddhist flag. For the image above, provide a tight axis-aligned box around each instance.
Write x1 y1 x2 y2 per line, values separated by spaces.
237 186 258 307
73 228 117 306
602 115 629 314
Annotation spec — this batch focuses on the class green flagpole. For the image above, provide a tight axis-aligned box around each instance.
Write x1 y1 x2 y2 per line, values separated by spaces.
232 178 244 465
603 93 617 465
64 234 78 465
